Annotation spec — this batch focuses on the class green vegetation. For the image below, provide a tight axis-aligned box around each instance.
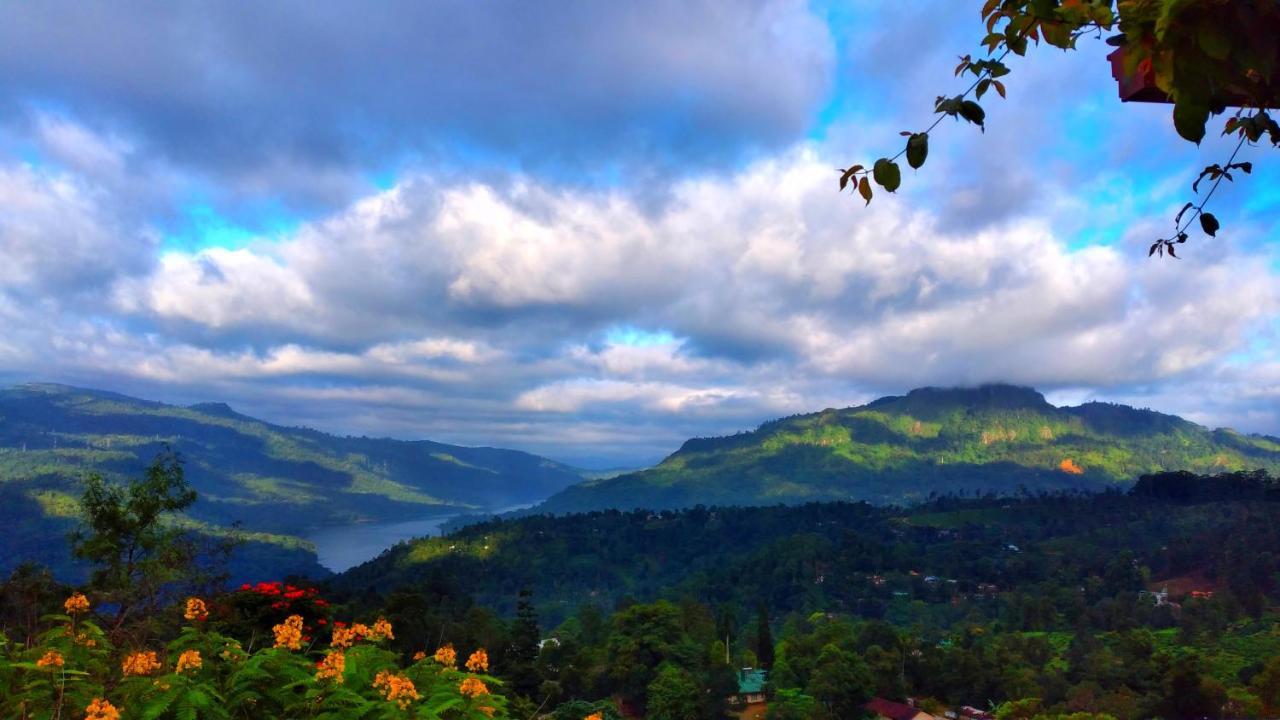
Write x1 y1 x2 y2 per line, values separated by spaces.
536 385 1280 513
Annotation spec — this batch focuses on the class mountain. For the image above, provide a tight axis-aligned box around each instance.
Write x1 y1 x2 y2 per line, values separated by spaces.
0 383 584 579
532 384 1280 513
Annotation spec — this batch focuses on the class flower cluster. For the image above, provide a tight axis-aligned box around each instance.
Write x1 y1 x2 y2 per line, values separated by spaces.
273 614 304 650
315 650 345 683
369 617 394 641
219 640 247 662
459 677 490 698
585 713 603 720
238 581 328 610
412 651 427 662
64 592 90 615
122 651 161 677
36 650 64 669
465 648 489 673
331 625 357 649
183 597 209 622
373 670 419 709
175 649 202 674
85 698 121 720
434 643 457 668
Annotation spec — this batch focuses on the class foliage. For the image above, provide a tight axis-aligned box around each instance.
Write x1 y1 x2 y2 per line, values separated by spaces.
839 0 1280 256
0 593 507 719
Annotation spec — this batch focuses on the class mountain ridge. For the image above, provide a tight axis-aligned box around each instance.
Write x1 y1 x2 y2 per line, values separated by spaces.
0 382 585 580
531 384 1280 514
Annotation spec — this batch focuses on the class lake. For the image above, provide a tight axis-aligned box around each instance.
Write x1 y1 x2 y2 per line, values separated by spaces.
307 505 530 572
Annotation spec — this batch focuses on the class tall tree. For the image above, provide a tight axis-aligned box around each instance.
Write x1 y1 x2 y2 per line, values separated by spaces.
509 587 543 698
755 604 775 670
71 450 198 638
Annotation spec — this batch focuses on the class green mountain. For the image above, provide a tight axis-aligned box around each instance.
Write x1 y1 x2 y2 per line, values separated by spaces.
534 384 1280 513
0 383 583 580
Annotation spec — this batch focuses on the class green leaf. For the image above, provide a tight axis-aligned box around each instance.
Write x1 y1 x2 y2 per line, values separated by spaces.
906 133 929 170
1200 212 1219 237
1197 25 1231 60
872 158 901 193
1173 100 1209 144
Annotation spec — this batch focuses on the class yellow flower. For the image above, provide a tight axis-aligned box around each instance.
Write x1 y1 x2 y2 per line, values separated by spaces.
412 651 426 662
373 670 419 709
459 677 490 697
64 592 90 615
434 643 457 668
175 649 202 674
350 622 370 639
465 648 489 673
36 650 64 669
122 650 161 676
85 698 121 720
183 597 208 622
315 650 345 684
370 617 394 641
272 614 304 650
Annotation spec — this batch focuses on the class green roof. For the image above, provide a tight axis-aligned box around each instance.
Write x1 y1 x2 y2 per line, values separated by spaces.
737 669 767 694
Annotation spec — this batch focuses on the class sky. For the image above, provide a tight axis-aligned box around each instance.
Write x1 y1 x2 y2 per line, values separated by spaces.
1 1 1278 468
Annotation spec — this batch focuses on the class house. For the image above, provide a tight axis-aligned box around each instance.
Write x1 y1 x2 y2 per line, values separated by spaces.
734 668 768 706
866 697 935 720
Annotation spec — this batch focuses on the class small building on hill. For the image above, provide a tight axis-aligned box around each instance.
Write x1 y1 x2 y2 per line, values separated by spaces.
734 668 767 705
866 697 935 720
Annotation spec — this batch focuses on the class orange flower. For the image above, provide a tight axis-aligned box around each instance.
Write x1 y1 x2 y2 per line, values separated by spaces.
175 649 202 674
350 622 371 639
373 670 419 709
122 650 161 676
183 597 209 622
434 643 457 668
36 650 64 669
85 698 121 720
459 677 490 697
315 651 345 684
369 617 394 641
412 651 427 662
64 592 90 615
273 615 304 650
331 625 357 649
585 714 603 720
465 648 489 673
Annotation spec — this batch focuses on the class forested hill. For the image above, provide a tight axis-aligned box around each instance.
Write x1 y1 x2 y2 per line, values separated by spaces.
534 384 1280 513
0 383 583 578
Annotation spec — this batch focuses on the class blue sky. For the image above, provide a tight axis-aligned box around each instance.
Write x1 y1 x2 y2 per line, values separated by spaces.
1 0 1278 467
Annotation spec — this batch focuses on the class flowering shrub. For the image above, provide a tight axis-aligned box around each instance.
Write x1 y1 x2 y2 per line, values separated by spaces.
0 591 507 719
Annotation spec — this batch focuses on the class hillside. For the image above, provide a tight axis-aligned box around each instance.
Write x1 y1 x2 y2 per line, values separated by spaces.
0 383 584 579
533 384 1280 513
332 474 1280 628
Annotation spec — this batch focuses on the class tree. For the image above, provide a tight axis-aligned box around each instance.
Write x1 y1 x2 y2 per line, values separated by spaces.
840 0 1280 257
646 663 702 720
508 587 542 698
806 644 873 720
754 603 775 670
767 688 819 720
71 450 198 637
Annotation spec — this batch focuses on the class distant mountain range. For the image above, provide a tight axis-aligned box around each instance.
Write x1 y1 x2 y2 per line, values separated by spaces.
0 383 584 580
532 384 1280 514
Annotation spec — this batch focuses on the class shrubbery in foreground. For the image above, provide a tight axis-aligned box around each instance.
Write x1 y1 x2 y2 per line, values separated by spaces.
0 591 506 719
